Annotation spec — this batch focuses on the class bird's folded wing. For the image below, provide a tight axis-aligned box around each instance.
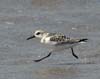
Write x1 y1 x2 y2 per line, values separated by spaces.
54 38 80 45
49 35 66 42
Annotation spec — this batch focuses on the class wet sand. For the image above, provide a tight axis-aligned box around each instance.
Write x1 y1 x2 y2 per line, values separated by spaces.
0 0 100 79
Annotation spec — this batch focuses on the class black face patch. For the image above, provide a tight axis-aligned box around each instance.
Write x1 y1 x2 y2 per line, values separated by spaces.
36 32 40 35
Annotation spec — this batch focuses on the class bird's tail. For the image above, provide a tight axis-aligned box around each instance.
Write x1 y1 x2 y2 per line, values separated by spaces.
79 38 88 42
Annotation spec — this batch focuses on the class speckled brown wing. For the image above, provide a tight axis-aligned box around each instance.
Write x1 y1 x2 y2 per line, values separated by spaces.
49 33 66 42
55 38 80 45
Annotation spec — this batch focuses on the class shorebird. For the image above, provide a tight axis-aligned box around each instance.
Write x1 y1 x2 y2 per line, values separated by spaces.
27 29 88 62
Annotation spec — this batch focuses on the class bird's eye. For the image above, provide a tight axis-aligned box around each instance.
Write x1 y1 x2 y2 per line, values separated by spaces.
36 32 40 35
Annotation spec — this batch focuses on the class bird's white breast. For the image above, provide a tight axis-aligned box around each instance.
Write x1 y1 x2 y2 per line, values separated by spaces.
41 37 57 45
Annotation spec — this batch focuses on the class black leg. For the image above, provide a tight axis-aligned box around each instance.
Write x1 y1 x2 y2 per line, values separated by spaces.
33 52 52 62
71 48 79 59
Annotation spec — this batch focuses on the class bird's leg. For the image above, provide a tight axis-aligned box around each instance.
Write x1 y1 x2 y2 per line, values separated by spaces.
33 52 52 62
71 47 79 59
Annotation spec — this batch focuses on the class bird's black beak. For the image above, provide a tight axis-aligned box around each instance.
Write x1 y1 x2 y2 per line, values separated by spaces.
26 35 35 40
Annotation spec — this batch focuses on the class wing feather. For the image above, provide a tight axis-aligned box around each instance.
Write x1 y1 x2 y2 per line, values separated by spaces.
48 33 80 45
49 33 66 42
55 38 80 45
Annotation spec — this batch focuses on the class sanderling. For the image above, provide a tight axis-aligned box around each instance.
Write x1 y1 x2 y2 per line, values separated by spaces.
27 29 88 62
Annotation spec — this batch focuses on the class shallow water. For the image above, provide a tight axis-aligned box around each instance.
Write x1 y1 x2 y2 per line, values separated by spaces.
0 0 100 79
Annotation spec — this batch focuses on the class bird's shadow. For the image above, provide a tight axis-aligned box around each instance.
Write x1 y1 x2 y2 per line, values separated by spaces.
52 62 95 65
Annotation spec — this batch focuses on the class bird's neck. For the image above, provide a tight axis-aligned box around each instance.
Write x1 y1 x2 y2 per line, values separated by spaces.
40 37 46 43
40 33 49 43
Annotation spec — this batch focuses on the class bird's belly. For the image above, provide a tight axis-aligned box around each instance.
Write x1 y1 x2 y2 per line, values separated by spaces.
53 43 78 52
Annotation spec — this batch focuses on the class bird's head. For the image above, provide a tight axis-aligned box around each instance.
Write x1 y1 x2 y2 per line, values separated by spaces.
27 29 47 40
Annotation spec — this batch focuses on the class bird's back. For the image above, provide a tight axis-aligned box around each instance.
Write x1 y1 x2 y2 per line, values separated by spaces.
48 33 66 42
